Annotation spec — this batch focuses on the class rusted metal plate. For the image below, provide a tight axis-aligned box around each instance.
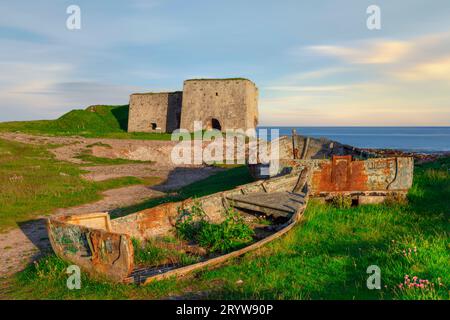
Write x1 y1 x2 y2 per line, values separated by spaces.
250 151 413 197
307 156 413 194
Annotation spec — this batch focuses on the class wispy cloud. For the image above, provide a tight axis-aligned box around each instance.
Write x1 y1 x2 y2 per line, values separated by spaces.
285 67 351 81
265 85 352 92
306 40 411 64
260 32 450 126
393 55 450 82
0 61 147 120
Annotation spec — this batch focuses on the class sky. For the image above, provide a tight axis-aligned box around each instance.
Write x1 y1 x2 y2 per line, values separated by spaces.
0 0 449 126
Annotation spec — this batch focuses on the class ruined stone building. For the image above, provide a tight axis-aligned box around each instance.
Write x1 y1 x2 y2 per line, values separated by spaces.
127 78 258 133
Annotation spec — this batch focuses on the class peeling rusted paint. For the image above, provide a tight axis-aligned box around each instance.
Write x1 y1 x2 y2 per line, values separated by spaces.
47 215 134 282
309 156 413 194
264 156 413 196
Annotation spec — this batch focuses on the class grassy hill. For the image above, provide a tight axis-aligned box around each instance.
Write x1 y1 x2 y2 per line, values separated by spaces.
0 105 172 140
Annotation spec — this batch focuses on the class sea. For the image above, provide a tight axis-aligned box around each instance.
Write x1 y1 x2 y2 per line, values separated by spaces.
257 127 450 153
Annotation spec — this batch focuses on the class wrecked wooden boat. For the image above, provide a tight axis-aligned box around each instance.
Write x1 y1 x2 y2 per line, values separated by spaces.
47 168 309 284
249 132 414 204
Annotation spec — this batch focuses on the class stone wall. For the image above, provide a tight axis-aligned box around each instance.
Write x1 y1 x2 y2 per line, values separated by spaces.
180 79 258 132
127 92 182 133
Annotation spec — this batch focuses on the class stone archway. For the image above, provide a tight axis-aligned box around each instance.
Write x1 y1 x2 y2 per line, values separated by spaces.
211 118 221 131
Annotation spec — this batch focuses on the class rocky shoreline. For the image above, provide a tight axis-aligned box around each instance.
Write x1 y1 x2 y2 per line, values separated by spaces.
358 147 449 163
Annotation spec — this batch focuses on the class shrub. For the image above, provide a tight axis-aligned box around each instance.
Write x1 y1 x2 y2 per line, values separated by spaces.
385 193 408 206
132 238 168 266
176 202 254 253
331 195 352 209
131 238 199 267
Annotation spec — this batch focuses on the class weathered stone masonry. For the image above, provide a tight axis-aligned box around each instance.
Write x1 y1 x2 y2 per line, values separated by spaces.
128 92 182 133
127 78 258 133
180 79 258 132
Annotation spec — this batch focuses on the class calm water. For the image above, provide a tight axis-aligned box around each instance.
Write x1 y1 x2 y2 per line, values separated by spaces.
257 127 450 153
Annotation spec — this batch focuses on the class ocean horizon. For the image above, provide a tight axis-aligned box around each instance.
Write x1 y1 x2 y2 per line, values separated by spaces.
257 126 450 153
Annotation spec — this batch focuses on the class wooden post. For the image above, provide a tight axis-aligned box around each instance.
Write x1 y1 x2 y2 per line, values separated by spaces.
292 129 298 159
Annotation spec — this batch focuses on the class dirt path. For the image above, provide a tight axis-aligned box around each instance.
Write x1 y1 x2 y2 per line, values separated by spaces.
0 132 182 164
0 132 223 278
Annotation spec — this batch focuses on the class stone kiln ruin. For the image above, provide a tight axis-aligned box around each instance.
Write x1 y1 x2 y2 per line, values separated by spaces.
127 78 258 133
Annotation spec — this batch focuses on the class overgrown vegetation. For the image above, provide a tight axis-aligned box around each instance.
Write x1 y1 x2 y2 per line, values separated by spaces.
132 238 199 268
176 202 254 253
3 157 449 300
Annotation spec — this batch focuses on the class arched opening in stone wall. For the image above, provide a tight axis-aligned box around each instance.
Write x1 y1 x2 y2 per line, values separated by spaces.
211 118 221 131
151 122 157 130
206 118 222 131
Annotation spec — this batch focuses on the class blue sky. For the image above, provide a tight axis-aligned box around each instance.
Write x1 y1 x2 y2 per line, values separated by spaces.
1 0 449 125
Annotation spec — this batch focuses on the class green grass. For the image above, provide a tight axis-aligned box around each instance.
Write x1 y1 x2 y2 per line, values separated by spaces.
0 138 150 231
4 157 449 300
0 105 173 141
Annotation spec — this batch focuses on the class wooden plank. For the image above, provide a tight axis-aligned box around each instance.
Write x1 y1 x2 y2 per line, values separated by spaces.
227 191 305 216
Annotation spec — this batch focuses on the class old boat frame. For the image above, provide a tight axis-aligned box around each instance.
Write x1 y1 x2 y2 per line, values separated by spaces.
47 168 310 284
47 153 413 284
